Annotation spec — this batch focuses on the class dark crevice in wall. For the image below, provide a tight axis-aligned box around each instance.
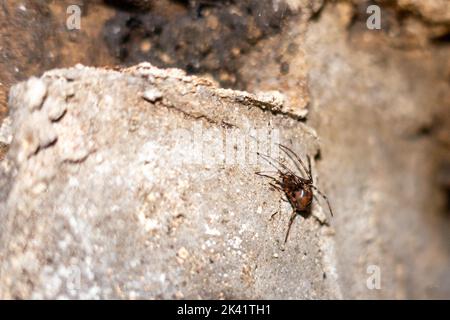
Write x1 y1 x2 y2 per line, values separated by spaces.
102 0 294 89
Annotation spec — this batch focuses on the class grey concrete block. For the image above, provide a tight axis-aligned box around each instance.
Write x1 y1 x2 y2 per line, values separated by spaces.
0 63 338 299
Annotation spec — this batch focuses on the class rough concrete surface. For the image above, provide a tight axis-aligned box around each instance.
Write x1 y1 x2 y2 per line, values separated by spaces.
0 0 449 300
0 63 339 299
238 1 450 299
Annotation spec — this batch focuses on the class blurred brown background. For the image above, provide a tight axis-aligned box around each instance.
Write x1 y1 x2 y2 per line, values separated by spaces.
0 0 449 298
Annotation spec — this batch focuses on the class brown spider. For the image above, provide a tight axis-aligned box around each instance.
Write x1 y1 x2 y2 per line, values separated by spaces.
256 144 333 243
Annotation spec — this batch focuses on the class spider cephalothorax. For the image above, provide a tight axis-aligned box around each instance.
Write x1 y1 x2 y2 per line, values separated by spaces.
256 144 333 243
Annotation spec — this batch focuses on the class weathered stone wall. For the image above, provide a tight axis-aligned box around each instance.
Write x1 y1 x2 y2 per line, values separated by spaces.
0 0 449 299
0 64 340 299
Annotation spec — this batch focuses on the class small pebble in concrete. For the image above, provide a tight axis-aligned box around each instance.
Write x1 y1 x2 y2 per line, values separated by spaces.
142 88 163 102
25 77 47 111
177 247 189 260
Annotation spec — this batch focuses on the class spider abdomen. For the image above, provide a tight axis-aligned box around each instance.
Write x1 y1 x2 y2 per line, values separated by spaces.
285 187 313 212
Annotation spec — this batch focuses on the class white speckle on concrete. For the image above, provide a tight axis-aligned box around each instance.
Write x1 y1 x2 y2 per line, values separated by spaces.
31 182 47 194
228 236 242 250
130 259 139 268
0 116 13 144
177 247 189 260
68 177 79 187
95 153 104 164
238 223 249 235
25 77 47 111
205 224 221 236
142 88 163 103
137 211 160 232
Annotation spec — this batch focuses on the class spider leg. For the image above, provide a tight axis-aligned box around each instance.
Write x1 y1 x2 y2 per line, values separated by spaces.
269 211 279 220
255 170 279 175
255 171 280 180
267 182 290 202
307 155 313 184
268 182 283 191
255 172 283 192
257 152 298 178
256 171 290 202
279 144 308 178
311 185 334 217
313 194 320 204
255 171 278 180
278 144 312 181
284 210 298 243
